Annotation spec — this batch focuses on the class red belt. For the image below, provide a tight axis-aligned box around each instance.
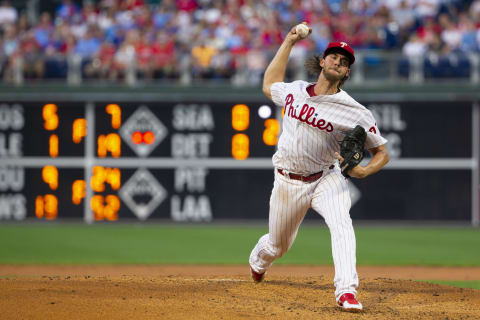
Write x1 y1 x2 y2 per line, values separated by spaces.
277 165 334 183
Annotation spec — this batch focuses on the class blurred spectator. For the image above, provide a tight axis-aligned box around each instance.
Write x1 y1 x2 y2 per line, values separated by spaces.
1 24 18 82
428 33 448 55
2 24 17 58
84 41 115 79
98 6 115 30
471 0 480 22
176 0 198 12
20 31 44 79
245 38 267 84
135 32 153 79
403 34 428 57
417 17 441 48
111 29 136 80
116 4 136 30
56 0 80 23
327 0 345 14
210 48 233 79
74 26 101 59
153 2 175 29
122 0 145 11
0 0 16 27
391 0 415 30
151 31 176 78
0 0 478 83
136 5 152 29
17 14 30 36
70 12 88 39
34 12 54 50
191 40 217 79
439 13 462 51
260 18 283 49
415 0 441 19
82 2 99 26
459 13 478 52
60 34 77 55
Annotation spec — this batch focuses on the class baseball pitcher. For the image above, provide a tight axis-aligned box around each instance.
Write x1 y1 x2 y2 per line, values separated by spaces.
248 22 390 312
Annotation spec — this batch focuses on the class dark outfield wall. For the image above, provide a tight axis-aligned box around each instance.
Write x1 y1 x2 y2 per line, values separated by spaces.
0 84 478 222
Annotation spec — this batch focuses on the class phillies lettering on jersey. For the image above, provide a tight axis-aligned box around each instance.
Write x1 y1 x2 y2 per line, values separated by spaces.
284 94 334 132
270 80 387 175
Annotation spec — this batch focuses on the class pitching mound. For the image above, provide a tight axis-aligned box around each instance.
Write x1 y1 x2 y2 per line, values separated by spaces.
0 265 479 319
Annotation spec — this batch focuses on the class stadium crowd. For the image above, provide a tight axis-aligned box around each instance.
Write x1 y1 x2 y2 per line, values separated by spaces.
0 0 478 83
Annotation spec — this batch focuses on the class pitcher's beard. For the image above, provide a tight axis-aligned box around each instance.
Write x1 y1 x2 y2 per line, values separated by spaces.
322 68 345 82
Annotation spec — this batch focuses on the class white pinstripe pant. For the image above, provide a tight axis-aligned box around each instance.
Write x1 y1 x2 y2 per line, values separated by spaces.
249 167 358 300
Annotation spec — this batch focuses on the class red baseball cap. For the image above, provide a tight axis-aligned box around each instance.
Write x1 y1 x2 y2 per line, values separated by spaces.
323 42 355 65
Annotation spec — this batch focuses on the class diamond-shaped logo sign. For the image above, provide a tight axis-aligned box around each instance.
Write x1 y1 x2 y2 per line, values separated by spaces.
119 106 167 157
119 169 167 220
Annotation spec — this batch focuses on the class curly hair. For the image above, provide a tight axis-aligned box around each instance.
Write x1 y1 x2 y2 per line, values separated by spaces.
304 55 350 89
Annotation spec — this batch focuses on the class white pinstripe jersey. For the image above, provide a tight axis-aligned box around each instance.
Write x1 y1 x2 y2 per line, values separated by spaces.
270 80 388 175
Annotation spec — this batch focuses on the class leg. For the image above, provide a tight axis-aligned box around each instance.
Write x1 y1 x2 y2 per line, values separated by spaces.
311 170 359 300
249 170 312 274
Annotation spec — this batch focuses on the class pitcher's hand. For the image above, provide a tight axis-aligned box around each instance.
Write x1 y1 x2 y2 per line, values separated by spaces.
285 22 312 45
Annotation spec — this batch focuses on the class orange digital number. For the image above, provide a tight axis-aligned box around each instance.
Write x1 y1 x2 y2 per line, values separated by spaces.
72 118 87 143
263 119 280 146
232 104 249 131
42 166 58 190
106 168 121 190
35 194 58 219
90 195 103 219
91 195 120 221
106 104 122 129
72 180 86 205
232 133 249 160
49 134 58 157
42 104 59 131
91 166 121 192
104 195 120 220
91 166 105 192
97 133 121 157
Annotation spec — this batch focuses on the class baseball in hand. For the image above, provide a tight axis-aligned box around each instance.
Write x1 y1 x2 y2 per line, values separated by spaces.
295 24 309 39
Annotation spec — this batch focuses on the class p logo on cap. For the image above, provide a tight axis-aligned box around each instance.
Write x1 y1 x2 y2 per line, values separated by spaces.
323 42 355 65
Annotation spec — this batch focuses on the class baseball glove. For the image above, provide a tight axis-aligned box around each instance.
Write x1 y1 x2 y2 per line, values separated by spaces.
339 125 367 178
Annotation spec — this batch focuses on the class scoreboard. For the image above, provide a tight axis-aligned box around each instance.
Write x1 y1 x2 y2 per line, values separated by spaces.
0 97 478 223
0 101 281 222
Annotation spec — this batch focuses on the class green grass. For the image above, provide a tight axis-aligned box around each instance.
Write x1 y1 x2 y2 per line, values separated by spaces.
424 280 480 290
354 227 480 266
0 224 479 266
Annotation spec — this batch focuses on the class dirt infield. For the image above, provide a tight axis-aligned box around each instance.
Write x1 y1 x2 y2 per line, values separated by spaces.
1 265 479 319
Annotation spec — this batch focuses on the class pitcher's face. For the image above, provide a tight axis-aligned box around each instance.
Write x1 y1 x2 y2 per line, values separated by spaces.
320 52 351 81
